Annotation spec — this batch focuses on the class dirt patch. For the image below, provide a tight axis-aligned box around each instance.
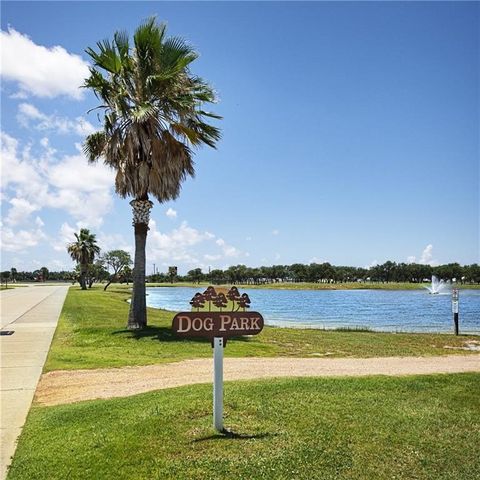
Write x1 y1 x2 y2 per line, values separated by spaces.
35 355 480 407
444 340 480 351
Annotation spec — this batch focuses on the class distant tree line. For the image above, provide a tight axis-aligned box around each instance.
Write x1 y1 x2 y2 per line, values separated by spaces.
4 261 479 286
148 262 480 285
2 263 133 286
4 237 133 289
1 267 64 283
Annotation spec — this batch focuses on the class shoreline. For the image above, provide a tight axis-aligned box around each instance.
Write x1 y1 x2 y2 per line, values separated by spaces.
145 281 480 291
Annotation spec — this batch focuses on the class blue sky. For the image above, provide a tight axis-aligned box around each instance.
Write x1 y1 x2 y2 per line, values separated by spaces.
1 1 478 274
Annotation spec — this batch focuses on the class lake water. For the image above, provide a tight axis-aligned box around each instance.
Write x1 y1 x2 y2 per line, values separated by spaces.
146 287 480 334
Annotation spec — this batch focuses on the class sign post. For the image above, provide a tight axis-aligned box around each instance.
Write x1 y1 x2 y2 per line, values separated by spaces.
452 288 459 335
213 336 224 431
172 286 264 433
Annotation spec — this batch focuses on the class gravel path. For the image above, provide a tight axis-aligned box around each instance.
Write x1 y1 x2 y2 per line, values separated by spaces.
35 354 480 406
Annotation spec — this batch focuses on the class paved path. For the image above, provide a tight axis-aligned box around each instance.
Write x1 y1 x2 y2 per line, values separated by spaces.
0 285 69 480
36 354 480 407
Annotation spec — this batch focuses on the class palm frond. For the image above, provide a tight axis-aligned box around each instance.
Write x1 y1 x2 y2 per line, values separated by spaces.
83 131 107 163
198 110 223 120
160 36 198 72
86 39 122 74
83 17 221 203
114 30 130 61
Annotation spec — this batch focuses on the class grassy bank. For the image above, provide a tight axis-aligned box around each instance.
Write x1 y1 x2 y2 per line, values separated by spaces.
8 374 480 480
147 281 480 290
44 286 479 372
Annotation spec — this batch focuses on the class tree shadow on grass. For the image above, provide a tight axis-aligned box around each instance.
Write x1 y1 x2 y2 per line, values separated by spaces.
111 326 254 345
193 430 277 442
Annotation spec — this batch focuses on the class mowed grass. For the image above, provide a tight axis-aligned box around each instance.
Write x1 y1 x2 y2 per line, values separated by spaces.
44 286 479 372
8 374 480 480
148 281 480 290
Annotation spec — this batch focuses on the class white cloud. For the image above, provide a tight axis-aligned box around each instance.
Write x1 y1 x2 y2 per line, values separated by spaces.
165 207 177 218
52 222 125 259
47 189 113 228
52 222 77 252
1 132 41 189
1 27 89 99
48 153 113 193
17 103 44 121
407 244 438 266
146 221 242 271
309 256 327 264
149 220 210 257
5 198 39 226
204 254 221 261
97 232 133 255
420 244 434 265
272 229 279 236
17 103 95 136
216 238 241 258
1 131 115 235
9 91 28 100
0 224 46 252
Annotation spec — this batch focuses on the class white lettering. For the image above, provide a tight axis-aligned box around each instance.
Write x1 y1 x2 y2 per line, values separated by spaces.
177 316 191 333
192 318 203 331
250 317 260 330
204 317 214 331
219 315 231 331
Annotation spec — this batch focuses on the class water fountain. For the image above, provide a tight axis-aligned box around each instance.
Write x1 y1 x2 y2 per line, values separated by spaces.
425 275 451 295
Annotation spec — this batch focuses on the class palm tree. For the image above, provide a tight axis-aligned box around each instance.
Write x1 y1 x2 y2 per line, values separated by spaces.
83 17 221 329
67 228 101 290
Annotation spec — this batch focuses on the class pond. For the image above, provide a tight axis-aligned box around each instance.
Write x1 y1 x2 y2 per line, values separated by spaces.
146 287 480 334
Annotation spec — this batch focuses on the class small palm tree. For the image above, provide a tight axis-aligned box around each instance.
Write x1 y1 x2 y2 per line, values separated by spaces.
67 228 101 290
83 17 221 329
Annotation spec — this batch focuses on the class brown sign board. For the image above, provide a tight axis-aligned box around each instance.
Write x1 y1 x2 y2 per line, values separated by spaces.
172 311 264 339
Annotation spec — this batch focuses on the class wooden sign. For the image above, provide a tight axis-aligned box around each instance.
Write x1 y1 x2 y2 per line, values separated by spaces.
171 286 264 340
172 311 264 339
171 286 264 433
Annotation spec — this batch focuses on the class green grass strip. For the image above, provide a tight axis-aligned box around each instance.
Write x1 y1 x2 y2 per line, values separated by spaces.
44 285 479 372
8 374 480 480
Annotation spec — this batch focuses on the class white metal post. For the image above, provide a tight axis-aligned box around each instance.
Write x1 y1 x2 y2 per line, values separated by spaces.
452 289 459 335
213 336 224 432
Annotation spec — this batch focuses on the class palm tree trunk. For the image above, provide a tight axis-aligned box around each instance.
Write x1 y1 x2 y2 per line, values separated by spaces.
128 223 148 329
127 199 153 329
80 264 87 290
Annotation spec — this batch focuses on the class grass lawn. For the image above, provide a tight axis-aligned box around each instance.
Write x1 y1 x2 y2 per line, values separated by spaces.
8 373 480 480
147 281 480 290
44 286 479 372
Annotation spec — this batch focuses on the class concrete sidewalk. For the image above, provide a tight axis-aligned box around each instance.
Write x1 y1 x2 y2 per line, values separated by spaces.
0 285 69 480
